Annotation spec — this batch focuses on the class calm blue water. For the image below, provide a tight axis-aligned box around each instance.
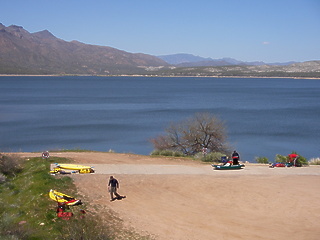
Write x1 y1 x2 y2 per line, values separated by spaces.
1 76 319 162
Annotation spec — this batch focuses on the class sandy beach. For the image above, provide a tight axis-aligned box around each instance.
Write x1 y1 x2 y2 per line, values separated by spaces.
14 152 320 240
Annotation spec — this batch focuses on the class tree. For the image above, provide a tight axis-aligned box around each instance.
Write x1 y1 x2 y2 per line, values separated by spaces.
255 156 269 164
150 112 230 155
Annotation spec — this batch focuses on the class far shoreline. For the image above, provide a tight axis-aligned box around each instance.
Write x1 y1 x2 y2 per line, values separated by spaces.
3 151 320 166
0 74 319 80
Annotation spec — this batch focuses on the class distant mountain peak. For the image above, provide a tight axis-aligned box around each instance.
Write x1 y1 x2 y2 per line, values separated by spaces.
1 24 30 39
158 53 212 65
9 25 24 29
32 30 56 39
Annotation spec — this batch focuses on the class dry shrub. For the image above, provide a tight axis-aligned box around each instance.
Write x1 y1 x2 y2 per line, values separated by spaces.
309 158 320 165
0 154 24 177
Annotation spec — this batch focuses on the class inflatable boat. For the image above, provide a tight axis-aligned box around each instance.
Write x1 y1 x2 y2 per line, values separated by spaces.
50 163 94 174
49 189 82 206
212 164 245 170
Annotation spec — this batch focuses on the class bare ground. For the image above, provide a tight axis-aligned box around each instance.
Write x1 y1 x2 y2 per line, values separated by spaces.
14 152 320 240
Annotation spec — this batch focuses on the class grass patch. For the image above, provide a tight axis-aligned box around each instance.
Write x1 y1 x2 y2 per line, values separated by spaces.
0 155 151 239
0 156 77 239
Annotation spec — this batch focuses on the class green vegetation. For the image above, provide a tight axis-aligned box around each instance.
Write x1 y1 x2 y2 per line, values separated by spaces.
194 152 226 163
293 153 308 166
255 156 269 164
150 150 185 157
0 154 76 239
256 156 269 164
0 154 149 240
151 150 227 164
275 154 287 163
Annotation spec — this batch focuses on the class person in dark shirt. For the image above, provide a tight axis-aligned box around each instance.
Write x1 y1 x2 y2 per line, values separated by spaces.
232 150 240 165
108 176 121 201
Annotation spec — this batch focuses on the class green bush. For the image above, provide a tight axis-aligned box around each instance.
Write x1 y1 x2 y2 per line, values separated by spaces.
151 149 228 163
295 153 308 166
193 152 205 161
255 156 269 164
150 150 184 157
194 152 226 163
203 152 226 163
275 154 287 163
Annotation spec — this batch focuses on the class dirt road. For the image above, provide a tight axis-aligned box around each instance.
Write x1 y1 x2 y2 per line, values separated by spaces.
14 152 320 240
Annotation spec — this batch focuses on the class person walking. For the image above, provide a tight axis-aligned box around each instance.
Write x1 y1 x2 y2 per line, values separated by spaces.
108 176 122 201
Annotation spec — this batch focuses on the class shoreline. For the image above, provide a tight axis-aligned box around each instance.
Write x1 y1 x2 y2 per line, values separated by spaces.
5 151 320 168
0 74 319 80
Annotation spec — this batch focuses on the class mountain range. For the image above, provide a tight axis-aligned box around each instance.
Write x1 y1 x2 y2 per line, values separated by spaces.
157 53 297 67
0 24 167 75
0 24 319 78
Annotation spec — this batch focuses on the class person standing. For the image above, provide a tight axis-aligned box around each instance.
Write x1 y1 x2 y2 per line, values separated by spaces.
288 153 299 167
232 150 240 165
108 176 121 201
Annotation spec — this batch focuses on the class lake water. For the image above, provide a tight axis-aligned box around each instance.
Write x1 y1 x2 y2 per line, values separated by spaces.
1 76 319 162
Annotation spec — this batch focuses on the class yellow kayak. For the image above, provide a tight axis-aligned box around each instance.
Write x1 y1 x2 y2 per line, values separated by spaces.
53 163 94 173
55 163 92 170
49 189 82 206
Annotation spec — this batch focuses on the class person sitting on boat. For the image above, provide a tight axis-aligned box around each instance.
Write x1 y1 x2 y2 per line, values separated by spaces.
224 159 233 166
220 155 228 164
232 150 240 165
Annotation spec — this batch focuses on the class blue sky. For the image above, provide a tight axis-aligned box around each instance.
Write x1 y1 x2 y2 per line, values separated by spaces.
2 0 319 62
